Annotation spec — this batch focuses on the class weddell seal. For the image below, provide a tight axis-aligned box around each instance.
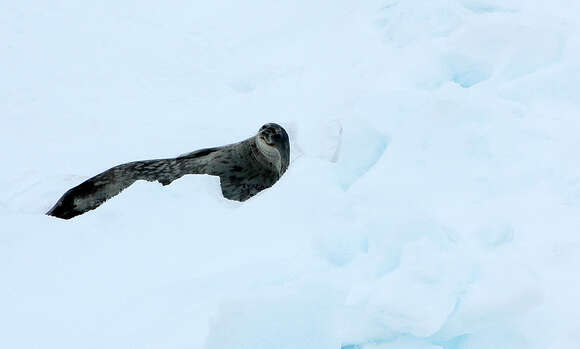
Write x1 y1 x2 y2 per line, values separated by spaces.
46 123 290 219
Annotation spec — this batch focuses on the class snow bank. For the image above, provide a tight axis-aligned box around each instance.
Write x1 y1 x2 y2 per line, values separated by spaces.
2 0 579 348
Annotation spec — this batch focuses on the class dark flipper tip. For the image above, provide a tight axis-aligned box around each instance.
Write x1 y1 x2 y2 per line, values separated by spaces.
46 207 76 220
46 199 83 220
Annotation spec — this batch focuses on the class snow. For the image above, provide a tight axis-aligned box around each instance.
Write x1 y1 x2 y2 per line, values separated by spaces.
2 0 580 348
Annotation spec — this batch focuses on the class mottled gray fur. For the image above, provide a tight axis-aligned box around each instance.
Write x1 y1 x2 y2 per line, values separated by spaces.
46 123 290 219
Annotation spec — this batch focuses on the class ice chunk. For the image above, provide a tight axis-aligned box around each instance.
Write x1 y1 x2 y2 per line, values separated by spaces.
443 54 492 88
363 237 474 337
334 120 388 190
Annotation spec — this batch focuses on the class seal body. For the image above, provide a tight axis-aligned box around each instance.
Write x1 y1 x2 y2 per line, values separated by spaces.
46 123 290 219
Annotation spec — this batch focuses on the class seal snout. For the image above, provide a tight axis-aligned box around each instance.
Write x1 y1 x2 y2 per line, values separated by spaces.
259 123 286 146
257 123 290 174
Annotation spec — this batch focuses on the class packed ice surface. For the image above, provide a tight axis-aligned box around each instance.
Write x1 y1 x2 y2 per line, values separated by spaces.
2 0 580 348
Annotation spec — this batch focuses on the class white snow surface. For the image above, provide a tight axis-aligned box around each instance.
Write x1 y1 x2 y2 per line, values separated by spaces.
2 1 580 348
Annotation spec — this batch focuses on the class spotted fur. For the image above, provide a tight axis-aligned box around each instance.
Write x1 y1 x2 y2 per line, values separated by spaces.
46 123 290 219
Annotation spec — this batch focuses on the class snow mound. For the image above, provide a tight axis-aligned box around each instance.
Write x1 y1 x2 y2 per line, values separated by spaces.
2 0 579 348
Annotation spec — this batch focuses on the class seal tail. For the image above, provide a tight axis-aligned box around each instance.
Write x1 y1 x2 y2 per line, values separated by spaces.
46 157 203 220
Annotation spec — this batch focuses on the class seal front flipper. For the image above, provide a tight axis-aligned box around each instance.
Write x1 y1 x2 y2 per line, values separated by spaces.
177 147 221 160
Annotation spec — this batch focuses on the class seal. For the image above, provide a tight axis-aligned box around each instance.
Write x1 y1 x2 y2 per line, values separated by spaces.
46 123 290 219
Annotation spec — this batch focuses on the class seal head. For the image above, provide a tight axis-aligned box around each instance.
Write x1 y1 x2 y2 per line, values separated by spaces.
256 123 290 175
